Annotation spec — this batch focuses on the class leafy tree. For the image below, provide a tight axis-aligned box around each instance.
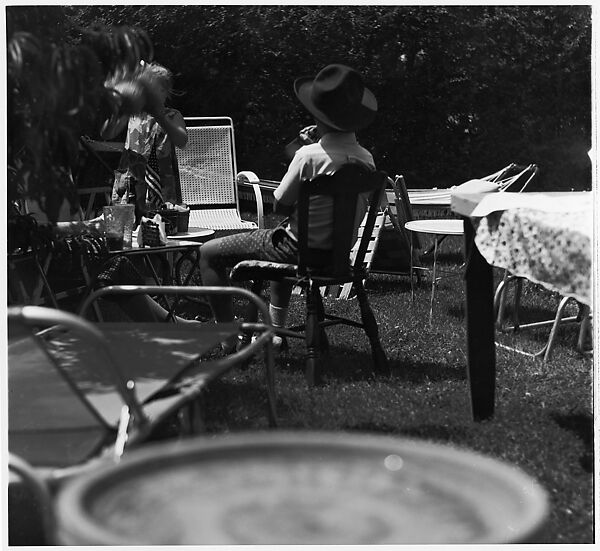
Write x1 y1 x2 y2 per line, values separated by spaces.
7 6 154 222
66 5 592 190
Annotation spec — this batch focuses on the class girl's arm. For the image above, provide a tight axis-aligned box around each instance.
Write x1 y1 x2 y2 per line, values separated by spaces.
54 217 105 237
153 108 188 148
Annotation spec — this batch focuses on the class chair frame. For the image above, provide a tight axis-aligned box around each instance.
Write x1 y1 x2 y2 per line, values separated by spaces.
494 279 592 362
79 285 277 429
231 164 389 385
8 286 276 478
178 116 264 230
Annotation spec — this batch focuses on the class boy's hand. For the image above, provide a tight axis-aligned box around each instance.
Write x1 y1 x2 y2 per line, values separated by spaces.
298 124 320 145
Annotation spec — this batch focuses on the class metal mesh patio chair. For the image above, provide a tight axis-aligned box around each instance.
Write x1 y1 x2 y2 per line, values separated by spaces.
177 116 264 230
8 286 276 479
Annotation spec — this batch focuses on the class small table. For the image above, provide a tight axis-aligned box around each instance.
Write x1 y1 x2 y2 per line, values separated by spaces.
108 239 206 286
451 190 592 421
89 236 213 320
125 227 214 282
404 219 464 322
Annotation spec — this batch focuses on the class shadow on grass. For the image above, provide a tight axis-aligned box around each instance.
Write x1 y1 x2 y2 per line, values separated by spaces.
343 423 470 442
398 423 470 442
551 411 594 473
387 358 466 383
277 345 466 385
365 277 413 294
200 374 276 430
446 304 465 321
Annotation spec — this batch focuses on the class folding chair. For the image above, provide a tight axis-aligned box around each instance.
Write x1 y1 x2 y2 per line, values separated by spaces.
331 174 419 299
406 164 540 322
494 283 592 362
368 175 422 275
230 164 389 385
416 163 539 253
177 116 264 230
8 287 276 479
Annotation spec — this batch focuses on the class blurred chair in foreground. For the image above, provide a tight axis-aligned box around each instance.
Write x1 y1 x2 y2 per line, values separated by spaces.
8 287 276 482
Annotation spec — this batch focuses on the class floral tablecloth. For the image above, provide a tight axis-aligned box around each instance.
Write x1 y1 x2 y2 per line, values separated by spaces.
461 192 593 306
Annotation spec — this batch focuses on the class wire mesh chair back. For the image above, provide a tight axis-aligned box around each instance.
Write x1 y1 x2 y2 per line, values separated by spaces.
178 117 238 206
177 117 257 230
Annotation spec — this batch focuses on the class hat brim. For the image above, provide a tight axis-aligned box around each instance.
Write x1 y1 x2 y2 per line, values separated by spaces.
294 76 377 132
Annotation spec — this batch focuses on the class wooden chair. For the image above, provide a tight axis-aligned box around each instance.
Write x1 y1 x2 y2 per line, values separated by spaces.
177 116 264 230
230 164 389 385
326 174 420 299
8 286 276 480
367 175 422 279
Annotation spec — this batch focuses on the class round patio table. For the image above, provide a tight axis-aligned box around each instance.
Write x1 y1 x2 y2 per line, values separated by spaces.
55 431 548 545
405 219 464 322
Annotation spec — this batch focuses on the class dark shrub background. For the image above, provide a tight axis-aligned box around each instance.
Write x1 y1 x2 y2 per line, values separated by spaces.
29 5 595 190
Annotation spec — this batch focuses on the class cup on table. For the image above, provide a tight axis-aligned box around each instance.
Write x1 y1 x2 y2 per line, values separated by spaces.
176 205 190 233
103 205 135 250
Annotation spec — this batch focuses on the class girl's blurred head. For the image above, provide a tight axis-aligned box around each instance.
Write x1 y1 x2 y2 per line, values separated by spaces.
139 61 173 105
146 62 173 97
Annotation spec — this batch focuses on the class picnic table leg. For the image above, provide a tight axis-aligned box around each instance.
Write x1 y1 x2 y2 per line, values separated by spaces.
463 217 495 421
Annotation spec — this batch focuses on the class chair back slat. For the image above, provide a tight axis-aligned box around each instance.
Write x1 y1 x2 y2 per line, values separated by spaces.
296 164 387 278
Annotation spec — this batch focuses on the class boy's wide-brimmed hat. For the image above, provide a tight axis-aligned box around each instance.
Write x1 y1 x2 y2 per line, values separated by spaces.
294 64 377 131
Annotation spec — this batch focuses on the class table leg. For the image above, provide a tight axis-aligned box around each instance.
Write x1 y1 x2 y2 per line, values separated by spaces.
429 235 438 324
463 217 495 421
409 239 415 303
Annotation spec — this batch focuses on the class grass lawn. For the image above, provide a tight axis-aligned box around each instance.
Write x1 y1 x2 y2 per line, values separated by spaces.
72 204 592 544
172 219 593 544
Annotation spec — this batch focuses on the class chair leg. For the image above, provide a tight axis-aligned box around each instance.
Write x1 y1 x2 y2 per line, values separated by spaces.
304 281 321 386
512 277 523 331
263 338 278 427
429 235 439 324
493 270 510 330
355 281 389 374
409 240 415 303
240 279 263 347
541 295 573 362
315 289 330 352
577 304 592 354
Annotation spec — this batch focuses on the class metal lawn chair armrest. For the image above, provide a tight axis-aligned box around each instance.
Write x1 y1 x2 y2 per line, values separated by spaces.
237 170 265 229
80 285 277 426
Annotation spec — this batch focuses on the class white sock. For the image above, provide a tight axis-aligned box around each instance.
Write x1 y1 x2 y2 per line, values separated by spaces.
269 304 288 328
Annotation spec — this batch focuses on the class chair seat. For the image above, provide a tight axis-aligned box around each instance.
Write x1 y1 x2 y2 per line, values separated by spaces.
230 260 298 280
189 208 257 231
404 219 464 236
9 322 242 468
231 259 367 286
